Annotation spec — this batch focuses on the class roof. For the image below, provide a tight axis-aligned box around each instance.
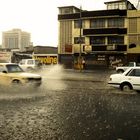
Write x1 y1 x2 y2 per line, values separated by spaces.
58 5 80 10
104 0 127 4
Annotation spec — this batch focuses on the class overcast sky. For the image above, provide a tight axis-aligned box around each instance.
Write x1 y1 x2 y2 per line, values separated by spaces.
0 0 138 47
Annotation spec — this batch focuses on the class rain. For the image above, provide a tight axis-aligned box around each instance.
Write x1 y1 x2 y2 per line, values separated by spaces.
0 65 140 140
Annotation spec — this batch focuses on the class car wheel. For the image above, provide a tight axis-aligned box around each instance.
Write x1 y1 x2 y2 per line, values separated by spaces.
12 80 21 85
120 83 132 91
117 69 124 73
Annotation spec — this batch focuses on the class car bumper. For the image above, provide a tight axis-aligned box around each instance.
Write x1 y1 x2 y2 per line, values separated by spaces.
108 82 120 88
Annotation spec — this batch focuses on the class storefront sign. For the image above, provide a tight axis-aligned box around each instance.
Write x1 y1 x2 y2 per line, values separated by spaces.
84 45 92 52
33 56 58 64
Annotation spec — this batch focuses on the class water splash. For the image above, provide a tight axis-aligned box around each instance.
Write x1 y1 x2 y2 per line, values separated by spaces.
0 64 67 100
40 64 67 91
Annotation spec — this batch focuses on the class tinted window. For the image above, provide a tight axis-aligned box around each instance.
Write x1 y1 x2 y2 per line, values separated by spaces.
128 69 140 76
6 64 23 73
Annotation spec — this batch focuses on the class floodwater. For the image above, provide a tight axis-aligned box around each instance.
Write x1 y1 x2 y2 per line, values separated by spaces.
0 65 140 140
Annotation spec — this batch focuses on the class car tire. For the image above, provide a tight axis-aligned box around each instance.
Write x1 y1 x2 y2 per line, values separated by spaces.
120 83 132 91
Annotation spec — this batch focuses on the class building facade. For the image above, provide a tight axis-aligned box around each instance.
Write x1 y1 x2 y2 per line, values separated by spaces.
2 29 31 52
58 0 140 69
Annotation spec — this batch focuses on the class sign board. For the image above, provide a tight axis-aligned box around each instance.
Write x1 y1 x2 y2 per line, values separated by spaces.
84 45 92 52
107 45 116 50
65 44 72 53
33 54 58 65
0 52 11 62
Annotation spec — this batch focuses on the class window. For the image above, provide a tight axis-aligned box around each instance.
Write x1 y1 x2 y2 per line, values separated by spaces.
90 19 105 28
128 69 140 77
108 36 124 44
74 20 85 28
27 60 34 65
90 37 105 45
74 37 85 44
6 65 23 73
108 18 124 28
128 18 137 33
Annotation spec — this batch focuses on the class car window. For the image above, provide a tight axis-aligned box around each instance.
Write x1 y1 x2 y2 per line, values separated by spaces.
6 65 23 73
27 60 34 65
128 69 140 76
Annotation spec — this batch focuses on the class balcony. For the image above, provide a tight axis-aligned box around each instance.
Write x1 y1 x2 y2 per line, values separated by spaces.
83 28 127 36
58 9 127 20
91 44 127 52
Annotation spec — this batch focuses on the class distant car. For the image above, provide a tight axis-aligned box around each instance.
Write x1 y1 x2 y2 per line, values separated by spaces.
0 63 42 87
108 67 140 92
116 62 140 73
19 59 42 71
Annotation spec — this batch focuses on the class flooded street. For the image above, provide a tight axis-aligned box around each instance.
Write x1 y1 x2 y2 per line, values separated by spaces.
0 65 140 140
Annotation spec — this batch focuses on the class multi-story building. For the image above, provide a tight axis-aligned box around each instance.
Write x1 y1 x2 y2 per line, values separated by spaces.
58 0 140 69
2 29 31 52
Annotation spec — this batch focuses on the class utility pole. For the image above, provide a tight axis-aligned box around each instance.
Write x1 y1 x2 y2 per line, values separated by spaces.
79 6 82 71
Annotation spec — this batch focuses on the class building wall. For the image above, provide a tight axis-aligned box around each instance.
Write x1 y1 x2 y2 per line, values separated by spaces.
58 20 72 54
58 2 140 69
2 29 30 52
127 10 140 54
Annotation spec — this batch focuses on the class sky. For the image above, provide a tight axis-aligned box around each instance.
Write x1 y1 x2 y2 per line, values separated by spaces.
0 0 138 47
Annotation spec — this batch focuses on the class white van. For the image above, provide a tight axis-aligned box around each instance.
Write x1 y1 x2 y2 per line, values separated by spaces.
19 59 42 71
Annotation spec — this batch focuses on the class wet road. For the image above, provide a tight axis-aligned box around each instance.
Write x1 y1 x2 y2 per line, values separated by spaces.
0 66 140 140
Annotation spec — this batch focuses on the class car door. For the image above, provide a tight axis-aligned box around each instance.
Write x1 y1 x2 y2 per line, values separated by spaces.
126 68 140 90
0 65 11 85
19 60 26 70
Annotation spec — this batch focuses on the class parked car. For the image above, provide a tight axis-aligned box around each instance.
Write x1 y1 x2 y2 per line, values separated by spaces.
0 63 42 87
108 67 140 92
19 59 42 71
116 62 140 73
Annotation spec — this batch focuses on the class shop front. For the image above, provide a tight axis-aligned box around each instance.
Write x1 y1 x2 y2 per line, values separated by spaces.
73 53 127 70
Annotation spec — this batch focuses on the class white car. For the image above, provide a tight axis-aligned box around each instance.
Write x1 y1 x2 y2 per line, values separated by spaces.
115 62 138 73
108 67 140 92
19 59 42 71
0 63 42 87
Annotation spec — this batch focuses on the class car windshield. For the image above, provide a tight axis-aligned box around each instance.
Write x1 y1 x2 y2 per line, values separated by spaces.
6 64 24 73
